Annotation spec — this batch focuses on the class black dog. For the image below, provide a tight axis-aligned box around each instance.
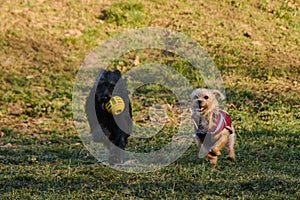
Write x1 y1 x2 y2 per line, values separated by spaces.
85 69 132 164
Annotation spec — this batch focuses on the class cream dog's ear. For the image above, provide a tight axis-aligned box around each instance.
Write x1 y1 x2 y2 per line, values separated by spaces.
190 93 194 101
211 89 225 100
190 90 197 101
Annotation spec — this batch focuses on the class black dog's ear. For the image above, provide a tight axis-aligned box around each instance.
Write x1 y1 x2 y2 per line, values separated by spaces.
113 69 121 76
98 69 105 76
97 69 107 83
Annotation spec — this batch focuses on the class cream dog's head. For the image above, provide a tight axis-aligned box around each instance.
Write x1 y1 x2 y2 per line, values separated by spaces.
190 88 225 116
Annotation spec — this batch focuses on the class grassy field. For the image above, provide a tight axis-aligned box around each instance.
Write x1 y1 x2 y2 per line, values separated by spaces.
0 0 299 199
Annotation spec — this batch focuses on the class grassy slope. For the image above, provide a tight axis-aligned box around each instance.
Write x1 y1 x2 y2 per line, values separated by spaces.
0 0 299 199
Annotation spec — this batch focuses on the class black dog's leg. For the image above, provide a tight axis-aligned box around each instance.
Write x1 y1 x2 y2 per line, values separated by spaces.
118 133 128 150
108 131 126 164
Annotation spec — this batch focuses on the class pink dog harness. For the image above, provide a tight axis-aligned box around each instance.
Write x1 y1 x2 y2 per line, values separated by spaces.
195 110 233 141
207 110 232 134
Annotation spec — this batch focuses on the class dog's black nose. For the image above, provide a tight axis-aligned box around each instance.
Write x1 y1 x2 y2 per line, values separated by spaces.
197 100 203 108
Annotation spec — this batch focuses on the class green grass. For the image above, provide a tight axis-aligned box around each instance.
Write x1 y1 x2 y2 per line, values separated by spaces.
0 0 299 199
99 0 147 26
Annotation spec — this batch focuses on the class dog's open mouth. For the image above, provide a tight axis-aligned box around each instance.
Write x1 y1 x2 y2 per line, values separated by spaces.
199 107 205 112
196 105 207 112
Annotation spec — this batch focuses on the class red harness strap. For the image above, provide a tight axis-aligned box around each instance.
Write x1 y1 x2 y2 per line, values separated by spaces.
207 110 232 134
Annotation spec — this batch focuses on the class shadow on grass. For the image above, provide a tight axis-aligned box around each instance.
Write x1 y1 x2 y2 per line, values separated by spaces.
1 128 299 198
1 163 298 198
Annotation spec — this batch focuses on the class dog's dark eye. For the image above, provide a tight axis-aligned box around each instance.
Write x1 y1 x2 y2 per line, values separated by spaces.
193 96 198 99
204 95 209 100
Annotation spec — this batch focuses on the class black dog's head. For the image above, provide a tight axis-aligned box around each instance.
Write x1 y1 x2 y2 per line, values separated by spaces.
95 69 122 106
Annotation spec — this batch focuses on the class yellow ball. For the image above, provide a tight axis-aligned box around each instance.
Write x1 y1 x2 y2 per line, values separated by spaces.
105 96 125 115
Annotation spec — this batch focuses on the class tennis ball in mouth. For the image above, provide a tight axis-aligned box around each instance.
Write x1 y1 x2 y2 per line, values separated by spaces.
105 96 125 115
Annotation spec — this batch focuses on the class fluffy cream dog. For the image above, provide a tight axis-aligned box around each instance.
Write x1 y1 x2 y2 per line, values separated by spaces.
191 88 235 164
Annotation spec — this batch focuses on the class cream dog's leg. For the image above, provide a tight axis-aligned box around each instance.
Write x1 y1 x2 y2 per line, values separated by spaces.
227 133 235 161
210 131 229 157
